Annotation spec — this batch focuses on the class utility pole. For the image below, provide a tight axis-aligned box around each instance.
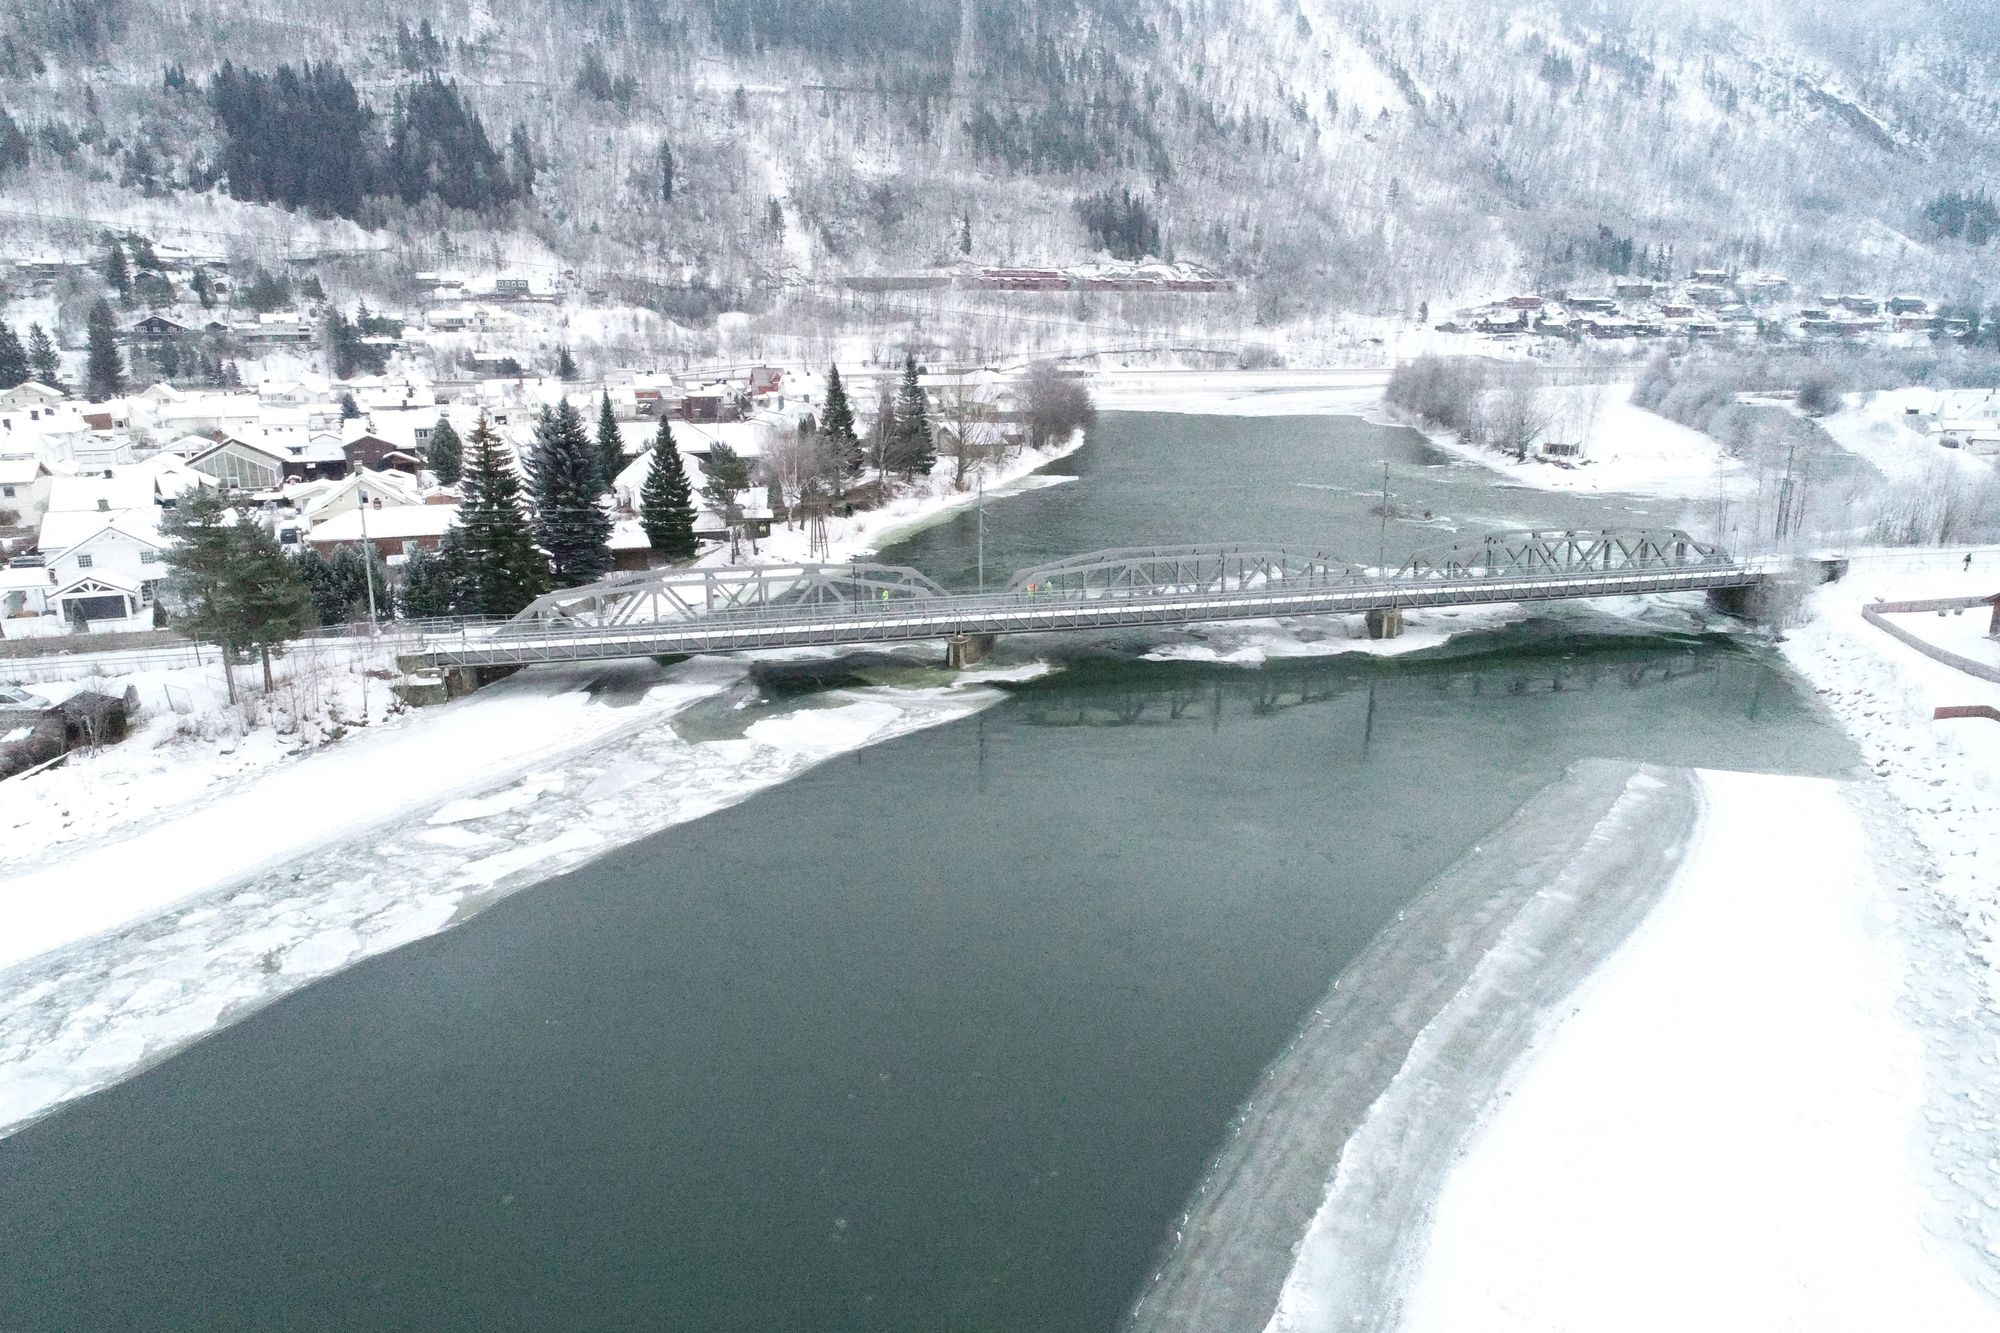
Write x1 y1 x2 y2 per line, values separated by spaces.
976 470 986 593
1376 461 1391 576
358 497 380 630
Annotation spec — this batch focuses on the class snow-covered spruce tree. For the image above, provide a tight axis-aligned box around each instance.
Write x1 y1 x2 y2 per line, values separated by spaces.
398 542 455 618
427 415 463 485
555 345 578 380
639 417 698 562
25 325 58 388
0 323 26 389
891 353 934 479
231 520 314 690
529 400 614 586
822 364 863 477
85 300 123 401
458 413 550 616
160 486 249 703
594 392 623 491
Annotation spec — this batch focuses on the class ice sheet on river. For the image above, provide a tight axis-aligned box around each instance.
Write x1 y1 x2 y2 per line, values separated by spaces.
1125 759 1701 1333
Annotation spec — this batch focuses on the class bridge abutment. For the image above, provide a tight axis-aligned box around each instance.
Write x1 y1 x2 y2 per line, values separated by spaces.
1365 607 1405 640
947 633 998 669
1705 578 1770 621
443 664 523 699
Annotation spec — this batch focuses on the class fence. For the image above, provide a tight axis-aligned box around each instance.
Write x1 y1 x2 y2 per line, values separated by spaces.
1859 596 2000 686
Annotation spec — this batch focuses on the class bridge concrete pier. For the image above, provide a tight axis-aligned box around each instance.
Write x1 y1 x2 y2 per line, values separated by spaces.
1365 607 1405 640
1705 578 1770 621
946 633 998 669
443 663 523 699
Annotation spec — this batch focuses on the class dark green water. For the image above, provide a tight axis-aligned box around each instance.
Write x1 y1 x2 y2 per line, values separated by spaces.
0 413 1857 1333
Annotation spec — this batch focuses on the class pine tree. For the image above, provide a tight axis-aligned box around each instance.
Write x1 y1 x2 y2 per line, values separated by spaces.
822 364 863 476
657 141 675 203
102 238 130 300
528 400 613 586
398 542 456 618
594 392 624 491
161 486 248 703
892 353 934 478
338 391 360 420
555 345 577 379
427 416 463 485
638 417 698 562
231 521 313 689
25 324 58 388
192 268 214 308
700 440 751 514
458 413 549 616
0 323 26 390
85 300 124 402
292 546 349 626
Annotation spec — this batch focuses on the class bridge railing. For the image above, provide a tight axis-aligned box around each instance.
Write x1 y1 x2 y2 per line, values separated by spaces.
399 557 1766 660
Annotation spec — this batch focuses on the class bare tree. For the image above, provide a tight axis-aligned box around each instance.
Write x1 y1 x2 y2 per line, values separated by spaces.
1482 381 1557 460
935 374 1002 488
1018 362 1096 451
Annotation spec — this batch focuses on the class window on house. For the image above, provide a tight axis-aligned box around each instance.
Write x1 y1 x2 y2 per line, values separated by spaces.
75 554 93 568
140 549 160 564
1 485 13 498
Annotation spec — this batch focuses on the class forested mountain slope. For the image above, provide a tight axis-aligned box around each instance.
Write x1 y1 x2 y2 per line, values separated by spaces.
1 0 1996 328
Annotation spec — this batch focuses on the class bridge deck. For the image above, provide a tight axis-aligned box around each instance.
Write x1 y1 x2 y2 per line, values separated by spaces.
399 563 1763 670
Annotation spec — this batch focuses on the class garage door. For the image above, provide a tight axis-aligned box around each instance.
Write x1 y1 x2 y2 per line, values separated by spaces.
66 595 130 621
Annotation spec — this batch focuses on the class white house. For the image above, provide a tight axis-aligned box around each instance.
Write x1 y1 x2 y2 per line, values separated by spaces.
0 457 53 530
44 511 169 626
301 471 423 525
306 502 458 558
0 383 63 416
0 564 55 621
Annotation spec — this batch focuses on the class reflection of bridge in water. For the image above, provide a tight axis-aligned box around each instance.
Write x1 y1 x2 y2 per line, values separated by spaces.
1010 645 1726 733
398 529 1770 676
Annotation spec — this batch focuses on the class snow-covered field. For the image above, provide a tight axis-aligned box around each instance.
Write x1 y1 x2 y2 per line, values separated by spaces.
1416 381 1749 498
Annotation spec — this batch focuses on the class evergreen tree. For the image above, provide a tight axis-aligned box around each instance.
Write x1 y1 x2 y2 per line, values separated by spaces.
555 345 577 379
529 400 614 586
232 520 313 689
427 415 463 485
891 352 934 478
292 546 348 626
822 364 863 476
0 323 26 389
338 391 360 419
160 486 248 703
26 324 59 388
327 544 389 622
398 541 456 618
508 122 536 197
638 417 698 561
192 268 214 308
700 440 751 514
457 413 548 615
594 392 624 490
84 299 124 401
657 141 674 203
102 238 131 300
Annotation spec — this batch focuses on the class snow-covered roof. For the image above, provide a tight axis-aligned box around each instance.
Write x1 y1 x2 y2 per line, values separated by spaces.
53 568 143 595
306 504 459 542
0 458 45 486
301 470 423 520
38 507 162 555
48 474 155 514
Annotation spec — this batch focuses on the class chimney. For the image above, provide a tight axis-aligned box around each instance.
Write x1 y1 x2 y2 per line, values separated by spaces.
96 497 109 512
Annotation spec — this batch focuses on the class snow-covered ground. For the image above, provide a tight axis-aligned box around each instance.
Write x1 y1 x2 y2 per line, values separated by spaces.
1416 381 1749 498
1817 389 1997 484
1382 769 2000 1332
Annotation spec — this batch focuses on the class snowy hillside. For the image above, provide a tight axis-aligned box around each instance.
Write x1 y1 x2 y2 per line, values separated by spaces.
2 0 1998 355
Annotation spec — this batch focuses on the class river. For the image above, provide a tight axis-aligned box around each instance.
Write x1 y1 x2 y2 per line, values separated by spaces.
0 411 1858 1331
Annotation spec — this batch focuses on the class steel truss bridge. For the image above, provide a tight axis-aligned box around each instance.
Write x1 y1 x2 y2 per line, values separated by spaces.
397 529 1765 671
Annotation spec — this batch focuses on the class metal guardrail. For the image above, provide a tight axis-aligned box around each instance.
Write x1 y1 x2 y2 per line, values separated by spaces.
399 561 1768 670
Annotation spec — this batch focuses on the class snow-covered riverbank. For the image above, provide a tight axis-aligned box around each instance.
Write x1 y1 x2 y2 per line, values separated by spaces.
1384 768 2000 1331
